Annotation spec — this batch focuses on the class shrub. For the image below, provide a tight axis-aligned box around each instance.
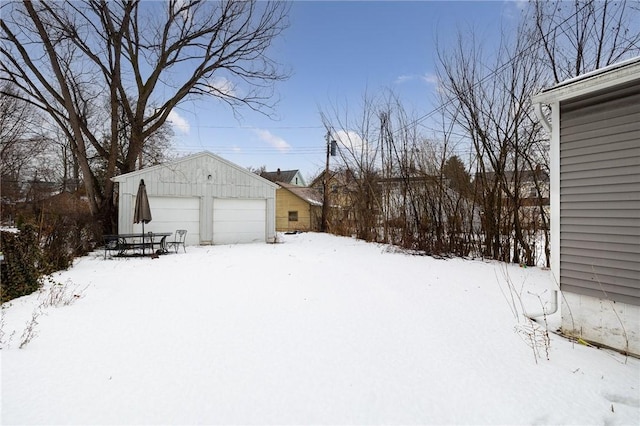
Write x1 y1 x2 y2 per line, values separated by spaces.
1 224 44 303
1 192 100 303
37 191 99 274
40 213 99 274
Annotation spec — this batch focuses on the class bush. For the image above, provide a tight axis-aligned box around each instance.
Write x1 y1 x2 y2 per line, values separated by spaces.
1 192 100 303
36 192 99 274
40 214 99 274
1 224 44 303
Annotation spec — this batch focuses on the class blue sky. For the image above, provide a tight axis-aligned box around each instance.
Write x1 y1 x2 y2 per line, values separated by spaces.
168 1 521 180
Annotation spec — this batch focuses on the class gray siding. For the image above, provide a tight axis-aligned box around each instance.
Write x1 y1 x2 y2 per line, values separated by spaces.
559 80 640 305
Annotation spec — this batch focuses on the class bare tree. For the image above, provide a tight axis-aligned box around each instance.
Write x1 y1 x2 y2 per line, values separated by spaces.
1 0 289 231
320 90 478 255
0 83 45 179
319 93 384 240
437 24 549 265
0 82 52 222
530 0 640 83
312 0 637 265
434 0 638 266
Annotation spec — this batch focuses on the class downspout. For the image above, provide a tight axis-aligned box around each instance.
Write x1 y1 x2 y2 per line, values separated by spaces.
525 288 559 318
534 102 552 134
528 101 558 318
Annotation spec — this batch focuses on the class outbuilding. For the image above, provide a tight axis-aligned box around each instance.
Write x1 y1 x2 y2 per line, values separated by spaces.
532 57 640 356
112 151 277 246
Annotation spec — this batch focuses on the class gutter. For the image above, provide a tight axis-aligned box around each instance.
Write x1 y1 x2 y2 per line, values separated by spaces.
529 100 558 319
534 102 552 133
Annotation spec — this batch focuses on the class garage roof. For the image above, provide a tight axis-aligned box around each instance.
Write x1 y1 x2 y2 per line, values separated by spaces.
112 151 277 188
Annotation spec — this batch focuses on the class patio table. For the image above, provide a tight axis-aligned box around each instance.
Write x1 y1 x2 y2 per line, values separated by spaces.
103 232 173 258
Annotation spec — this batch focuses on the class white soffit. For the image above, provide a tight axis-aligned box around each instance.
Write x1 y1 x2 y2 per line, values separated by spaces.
532 57 640 104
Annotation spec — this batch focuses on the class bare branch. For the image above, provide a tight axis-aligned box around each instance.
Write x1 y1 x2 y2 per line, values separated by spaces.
1 0 290 231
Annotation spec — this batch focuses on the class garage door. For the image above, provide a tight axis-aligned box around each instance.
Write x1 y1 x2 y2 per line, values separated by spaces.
133 197 200 246
213 199 266 244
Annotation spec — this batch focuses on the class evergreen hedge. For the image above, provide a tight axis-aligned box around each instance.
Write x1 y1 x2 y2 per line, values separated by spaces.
1 224 44 303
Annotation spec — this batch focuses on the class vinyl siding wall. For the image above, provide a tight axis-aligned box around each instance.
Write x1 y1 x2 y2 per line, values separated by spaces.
559 80 640 306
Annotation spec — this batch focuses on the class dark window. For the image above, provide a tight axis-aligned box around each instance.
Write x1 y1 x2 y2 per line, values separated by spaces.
288 211 298 221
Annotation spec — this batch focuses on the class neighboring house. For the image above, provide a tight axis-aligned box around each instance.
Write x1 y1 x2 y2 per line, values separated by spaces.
275 182 322 232
532 57 640 356
478 169 550 230
2 179 62 225
260 168 320 231
25 180 60 201
309 168 360 205
309 169 361 229
479 170 550 205
376 175 437 227
260 169 306 186
112 151 277 246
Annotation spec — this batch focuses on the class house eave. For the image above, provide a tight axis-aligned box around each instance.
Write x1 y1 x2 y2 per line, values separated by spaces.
532 56 640 104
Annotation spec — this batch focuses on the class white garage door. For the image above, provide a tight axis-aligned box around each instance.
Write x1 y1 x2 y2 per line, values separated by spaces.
213 199 266 244
133 197 200 246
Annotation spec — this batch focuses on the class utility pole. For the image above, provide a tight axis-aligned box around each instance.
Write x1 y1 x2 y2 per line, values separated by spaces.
321 131 336 232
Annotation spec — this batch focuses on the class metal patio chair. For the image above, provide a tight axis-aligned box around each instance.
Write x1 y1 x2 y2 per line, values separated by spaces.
167 229 187 253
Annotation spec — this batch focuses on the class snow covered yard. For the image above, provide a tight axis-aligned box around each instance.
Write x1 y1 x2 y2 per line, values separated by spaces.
1 232 638 425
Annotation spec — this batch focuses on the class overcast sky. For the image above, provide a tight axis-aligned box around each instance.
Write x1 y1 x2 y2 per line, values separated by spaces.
167 1 522 180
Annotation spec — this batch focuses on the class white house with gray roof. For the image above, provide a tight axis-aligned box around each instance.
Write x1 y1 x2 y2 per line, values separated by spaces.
260 169 306 186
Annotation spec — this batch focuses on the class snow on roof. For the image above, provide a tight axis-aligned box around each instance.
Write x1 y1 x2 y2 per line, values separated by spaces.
532 56 640 103
278 182 323 206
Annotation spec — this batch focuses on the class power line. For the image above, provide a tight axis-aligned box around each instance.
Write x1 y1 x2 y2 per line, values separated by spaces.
175 2 594 162
171 144 326 155
382 1 594 139
183 124 324 130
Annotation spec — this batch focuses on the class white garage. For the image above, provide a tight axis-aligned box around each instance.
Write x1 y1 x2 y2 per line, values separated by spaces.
113 151 277 246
